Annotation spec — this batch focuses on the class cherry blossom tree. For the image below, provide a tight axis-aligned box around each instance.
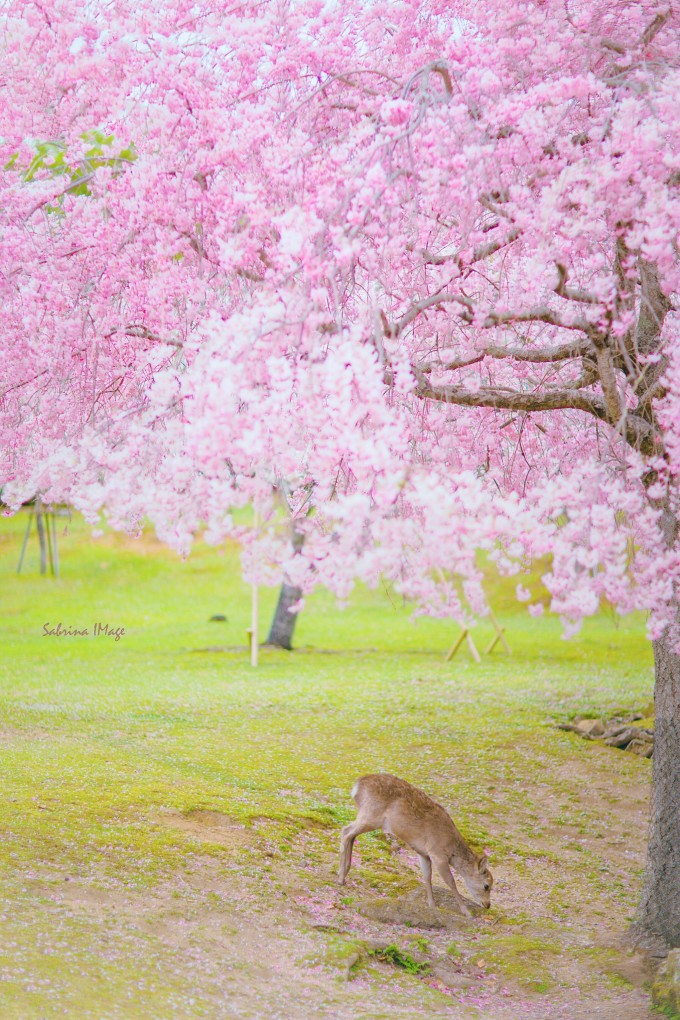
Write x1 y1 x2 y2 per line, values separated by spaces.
1 0 679 950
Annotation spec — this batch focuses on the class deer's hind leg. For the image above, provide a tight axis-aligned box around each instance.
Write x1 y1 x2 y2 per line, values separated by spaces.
338 817 377 885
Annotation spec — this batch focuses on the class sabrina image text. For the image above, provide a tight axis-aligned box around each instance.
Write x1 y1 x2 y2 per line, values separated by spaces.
42 622 125 641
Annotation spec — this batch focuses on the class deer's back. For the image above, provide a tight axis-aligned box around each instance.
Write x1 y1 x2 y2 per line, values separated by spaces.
353 773 458 852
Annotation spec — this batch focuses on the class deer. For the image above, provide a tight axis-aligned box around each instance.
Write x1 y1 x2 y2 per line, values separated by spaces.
338 773 493 916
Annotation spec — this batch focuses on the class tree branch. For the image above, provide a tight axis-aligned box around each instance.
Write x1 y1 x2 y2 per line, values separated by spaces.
630 258 672 413
391 291 592 337
25 173 96 219
414 379 608 416
641 8 672 46
593 341 625 423
421 215 518 268
412 379 656 453
554 263 599 304
635 258 671 357
106 325 184 348
418 338 594 373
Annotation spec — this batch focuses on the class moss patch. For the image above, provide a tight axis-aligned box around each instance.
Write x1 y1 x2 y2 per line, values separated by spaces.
368 944 431 976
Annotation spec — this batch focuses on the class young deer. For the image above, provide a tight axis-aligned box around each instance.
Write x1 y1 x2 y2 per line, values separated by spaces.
338 773 493 916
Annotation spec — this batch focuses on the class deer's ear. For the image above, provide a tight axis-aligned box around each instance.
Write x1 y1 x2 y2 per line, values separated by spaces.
478 855 488 872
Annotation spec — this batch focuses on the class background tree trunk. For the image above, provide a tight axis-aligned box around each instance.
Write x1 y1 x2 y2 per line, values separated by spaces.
632 505 680 954
266 580 303 650
265 523 305 651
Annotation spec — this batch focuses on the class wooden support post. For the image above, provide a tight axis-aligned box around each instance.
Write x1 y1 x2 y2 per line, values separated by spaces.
485 609 511 655
250 508 259 668
17 512 32 574
51 513 60 578
45 512 55 576
16 504 62 576
35 501 47 575
445 627 481 663
250 583 259 668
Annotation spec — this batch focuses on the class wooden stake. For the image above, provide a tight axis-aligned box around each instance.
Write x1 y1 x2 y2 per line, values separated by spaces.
17 511 32 574
485 608 511 655
445 627 481 663
45 512 55 576
51 513 60 578
251 583 259 667
251 508 259 668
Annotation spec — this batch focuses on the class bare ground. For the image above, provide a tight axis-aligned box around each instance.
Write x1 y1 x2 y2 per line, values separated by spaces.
7 741 655 1020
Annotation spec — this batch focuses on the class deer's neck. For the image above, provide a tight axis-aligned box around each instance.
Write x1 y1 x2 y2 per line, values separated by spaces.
448 828 477 869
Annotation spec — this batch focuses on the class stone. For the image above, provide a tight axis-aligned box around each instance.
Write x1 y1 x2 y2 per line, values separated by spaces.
576 718 605 737
626 738 654 758
342 952 361 981
362 939 392 953
604 727 637 748
604 726 654 749
604 723 631 737
651 949 680 1016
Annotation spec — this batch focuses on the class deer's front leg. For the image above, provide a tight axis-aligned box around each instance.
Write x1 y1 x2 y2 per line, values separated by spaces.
432 856 473 916
418 854 436 909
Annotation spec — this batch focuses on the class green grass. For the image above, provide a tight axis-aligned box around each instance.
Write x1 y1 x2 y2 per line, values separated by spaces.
0 511 655 1017
368 945 430 975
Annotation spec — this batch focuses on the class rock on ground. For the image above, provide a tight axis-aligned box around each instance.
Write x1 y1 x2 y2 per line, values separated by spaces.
652 949 680 1017
355 886 474 930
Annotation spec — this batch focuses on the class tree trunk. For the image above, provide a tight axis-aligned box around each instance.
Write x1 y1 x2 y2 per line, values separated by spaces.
631 506 680 955
266 580 303 650
265 522 305 651
631 627 680 954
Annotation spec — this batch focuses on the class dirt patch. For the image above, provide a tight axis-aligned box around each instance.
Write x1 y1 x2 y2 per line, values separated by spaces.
355 887 474 930
157 809 252 848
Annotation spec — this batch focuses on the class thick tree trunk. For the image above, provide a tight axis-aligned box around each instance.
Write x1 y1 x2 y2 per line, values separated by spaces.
265 522 305 651
631 627 680 954
266 580 303 650
631 507 680 954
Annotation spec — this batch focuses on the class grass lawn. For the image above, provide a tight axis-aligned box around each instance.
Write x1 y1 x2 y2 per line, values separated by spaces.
0 512 656 1019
